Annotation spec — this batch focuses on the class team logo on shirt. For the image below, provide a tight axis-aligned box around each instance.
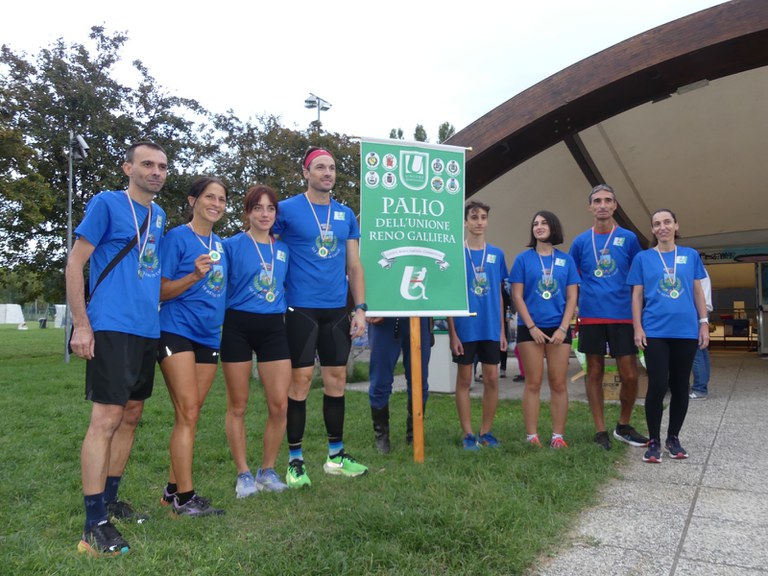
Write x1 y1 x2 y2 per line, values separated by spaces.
315 225 338 258
252 263 277 299
596 250 617 277
138 233 160 278
205 264 226 297
657 274 682 298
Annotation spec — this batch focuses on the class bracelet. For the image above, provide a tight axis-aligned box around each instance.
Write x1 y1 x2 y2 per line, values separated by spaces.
699 318 709 324
526 324 536 331
558 326 568 334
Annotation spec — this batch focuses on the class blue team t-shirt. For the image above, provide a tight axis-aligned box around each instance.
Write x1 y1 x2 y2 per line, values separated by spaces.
273 194 359 308
509 248 580 328
159 225 227 348
75 190 166 338
223 232 289 314
626 246 705 339
453 244 508 343
569 226 641 322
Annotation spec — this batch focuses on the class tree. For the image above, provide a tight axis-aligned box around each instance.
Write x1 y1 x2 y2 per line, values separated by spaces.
438 121 455 143
414 124 428 142
389 128 404 140
0 27 210 302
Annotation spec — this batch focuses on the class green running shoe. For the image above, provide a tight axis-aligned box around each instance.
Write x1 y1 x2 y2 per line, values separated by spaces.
286 459 312 488
323 451 368 477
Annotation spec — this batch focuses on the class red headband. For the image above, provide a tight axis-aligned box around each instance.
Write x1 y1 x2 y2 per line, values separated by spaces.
303 149 334 170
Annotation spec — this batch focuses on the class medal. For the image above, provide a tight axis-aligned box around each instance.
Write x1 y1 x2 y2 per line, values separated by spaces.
209 250 221 262
474 286 483 295
655 246 680 301
542 290 552 300
594 269 603 278
265 291 276 303
126 191 152 274
669 289 679 299
318 246 329 258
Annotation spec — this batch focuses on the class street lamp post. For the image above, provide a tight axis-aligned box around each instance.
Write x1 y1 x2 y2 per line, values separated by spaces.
64 131 88 363
304 93 331 132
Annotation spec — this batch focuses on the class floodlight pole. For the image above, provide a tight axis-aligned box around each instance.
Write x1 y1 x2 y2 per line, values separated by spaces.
304 93 332 133
64 131 74 363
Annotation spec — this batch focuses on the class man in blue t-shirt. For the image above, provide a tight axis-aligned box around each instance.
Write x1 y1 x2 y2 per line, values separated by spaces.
448 200 508 450
569 184 648 450
273 147 368 487
66 142 168 557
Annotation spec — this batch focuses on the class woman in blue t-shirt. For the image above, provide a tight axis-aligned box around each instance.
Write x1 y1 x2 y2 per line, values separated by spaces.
627 209 709 463
221 185 292 496
157 176 228 517
510 211 579 449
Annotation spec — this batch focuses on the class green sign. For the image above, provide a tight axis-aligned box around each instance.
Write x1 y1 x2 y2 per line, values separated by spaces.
359 138 469 316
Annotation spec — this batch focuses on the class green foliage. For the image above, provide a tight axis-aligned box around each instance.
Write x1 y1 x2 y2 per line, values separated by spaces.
413 124 428 142
0 27 361 303
438 121 456 144
0 326 630 575
388 127 404 140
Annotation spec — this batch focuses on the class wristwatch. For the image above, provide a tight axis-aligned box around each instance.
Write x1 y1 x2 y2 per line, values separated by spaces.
353 303 368 313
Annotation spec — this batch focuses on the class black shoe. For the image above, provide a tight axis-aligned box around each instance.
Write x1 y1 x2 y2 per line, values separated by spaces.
512 375 525 382
371 406 391 454
665 436 688 459
77 520 130 557
593 431 612 450
613 424 649 447
106 500 149 524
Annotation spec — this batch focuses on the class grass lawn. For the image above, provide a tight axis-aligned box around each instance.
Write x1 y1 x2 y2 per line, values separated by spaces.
0 325 632 575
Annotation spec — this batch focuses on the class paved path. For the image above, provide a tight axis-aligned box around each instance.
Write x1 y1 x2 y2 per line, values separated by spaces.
348 349 768 575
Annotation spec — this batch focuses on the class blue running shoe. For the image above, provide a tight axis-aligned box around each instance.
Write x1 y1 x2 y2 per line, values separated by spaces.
478 432 501 448
172 494 224 517
462 433 480 451
256 468 288 492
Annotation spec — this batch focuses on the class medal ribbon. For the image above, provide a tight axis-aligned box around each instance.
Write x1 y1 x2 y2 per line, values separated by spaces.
465 242 487 287
304 192 332 247
537 249 554 287
248 230 275 287
187 223 213 253
591 224 616 272
126 192 152 269
655 245 678 289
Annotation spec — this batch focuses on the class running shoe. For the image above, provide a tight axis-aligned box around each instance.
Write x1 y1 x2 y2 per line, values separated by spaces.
613 424 650 447
286 459 312 488
235 471 257 499
478 432 501 448
643 439 662 463
172 494 224 517
323 451 369 477
499 369 507 378
527 435 543 448
689 391 707 400
106 500 148 524
462 433 480 451
160 486 175 507
594 431 612 450
512 375 525 382
550 437 568 449
77 520 130 557
256 468 288 493
665 436 689 459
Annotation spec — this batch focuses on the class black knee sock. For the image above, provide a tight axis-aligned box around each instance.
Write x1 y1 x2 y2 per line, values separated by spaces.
287 397 307 456
323 394 345 445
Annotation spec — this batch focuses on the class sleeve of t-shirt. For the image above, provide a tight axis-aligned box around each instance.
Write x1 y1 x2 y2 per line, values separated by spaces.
499 250 509 281
160 230 182 280
510 253 525 284
347 206 360 240
565 255 581 286
693 251 706 280
74 194 110 247
626 254 643 286
628 234 642 262
568 238 583 275
272 204 287 236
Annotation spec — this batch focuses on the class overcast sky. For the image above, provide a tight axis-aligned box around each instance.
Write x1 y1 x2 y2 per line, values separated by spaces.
2 0 726 140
